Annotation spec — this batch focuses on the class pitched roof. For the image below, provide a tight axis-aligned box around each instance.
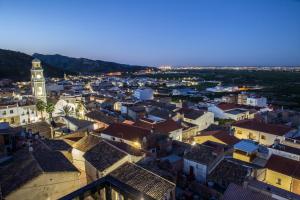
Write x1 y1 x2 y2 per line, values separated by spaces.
180 108 205 120
85 110 117 125
110 162 175 200
184 144 221 165
0 141 78 197
59 131 86 145
217 103 259 111
32 148 78 173
222 183 274 200
102 123 151 141
265 155 300 179
72 134 102 152
148 108 175 119
217 103 245 111
41 139 72 151
22 121 52 138
232 119 293 136
83 141 127 171
134 118 182 134
208 160 250 188
106 140 144 156
64 116 94 129
199 130 239 146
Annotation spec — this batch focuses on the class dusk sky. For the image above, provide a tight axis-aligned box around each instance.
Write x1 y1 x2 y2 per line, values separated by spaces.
0 0 300 66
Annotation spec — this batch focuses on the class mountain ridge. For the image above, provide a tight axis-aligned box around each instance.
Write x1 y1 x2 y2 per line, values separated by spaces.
33 53 149 73
0 49 150 81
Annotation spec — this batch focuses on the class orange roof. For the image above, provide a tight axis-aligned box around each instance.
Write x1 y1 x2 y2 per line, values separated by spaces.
134 118 182 134
102 123 151 141
217 103 260 111
198 130 239 145
265 155 300 179
232 119 293 136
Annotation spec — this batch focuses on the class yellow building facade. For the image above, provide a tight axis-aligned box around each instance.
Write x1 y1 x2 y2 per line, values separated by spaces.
194 135 226 145
264 155 300 195
233 126 282 146
265 169 293 192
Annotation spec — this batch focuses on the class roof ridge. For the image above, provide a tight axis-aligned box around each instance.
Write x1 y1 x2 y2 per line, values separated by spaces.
130 162 175 186
102 139 129 156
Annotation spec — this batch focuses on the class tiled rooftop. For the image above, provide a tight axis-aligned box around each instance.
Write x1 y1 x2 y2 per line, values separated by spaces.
110 162 175 200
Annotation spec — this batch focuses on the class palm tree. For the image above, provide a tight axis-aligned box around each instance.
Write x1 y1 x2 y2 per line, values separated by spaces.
59 105 74 117
36 100 46 120
45 102 55 120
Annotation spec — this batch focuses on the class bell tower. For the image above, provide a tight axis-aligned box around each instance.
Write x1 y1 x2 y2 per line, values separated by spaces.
31 58 47 103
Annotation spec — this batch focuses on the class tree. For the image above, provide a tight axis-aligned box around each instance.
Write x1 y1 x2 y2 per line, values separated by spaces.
36 100 46 120
58 105 74 117
45 102 55 120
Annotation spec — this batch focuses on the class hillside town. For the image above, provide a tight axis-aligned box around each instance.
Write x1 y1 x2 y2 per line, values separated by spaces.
0 59 300 200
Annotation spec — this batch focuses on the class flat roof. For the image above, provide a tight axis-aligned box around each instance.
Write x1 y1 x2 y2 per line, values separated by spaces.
225 108 247 115
234 140 258 153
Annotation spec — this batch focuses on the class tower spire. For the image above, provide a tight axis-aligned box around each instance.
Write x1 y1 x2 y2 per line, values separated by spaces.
31 58 47 103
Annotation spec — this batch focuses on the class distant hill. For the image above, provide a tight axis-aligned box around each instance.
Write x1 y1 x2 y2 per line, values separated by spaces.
0 49 151 81
33 53 150 73
0 49 71 80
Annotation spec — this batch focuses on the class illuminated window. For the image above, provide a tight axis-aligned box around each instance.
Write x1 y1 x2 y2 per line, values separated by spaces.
37 87 43 95
276 178 281 185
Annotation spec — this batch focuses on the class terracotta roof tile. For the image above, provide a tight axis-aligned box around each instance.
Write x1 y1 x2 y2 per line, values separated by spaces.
265 155 300 179
102 123 151 141
232 119 293 136
199 130 239 146
134 119 182 134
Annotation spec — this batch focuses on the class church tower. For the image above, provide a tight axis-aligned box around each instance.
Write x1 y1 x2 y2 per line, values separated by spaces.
31 58 47 103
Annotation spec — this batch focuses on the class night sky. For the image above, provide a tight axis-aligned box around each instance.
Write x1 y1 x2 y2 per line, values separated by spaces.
0 0 300 66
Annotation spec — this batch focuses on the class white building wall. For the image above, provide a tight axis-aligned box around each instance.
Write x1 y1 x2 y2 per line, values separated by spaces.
246 97 267 107
169 129 183 141
208 105 227 119
183 159 207 183
183 112 214 132
71 148 86 171
133 88 154 101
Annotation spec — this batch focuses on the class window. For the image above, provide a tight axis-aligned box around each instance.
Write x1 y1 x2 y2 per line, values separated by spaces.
3 111 6 115
237 130 242 134
10 110 13 114
261 135 266 140
276 178 281 185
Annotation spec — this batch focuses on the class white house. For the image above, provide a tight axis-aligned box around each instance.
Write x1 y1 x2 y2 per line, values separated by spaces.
180 108 214 132
133 88 154 101
183 144 223 183
0 104 39 126
246 96 267 107
208 103 252 121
